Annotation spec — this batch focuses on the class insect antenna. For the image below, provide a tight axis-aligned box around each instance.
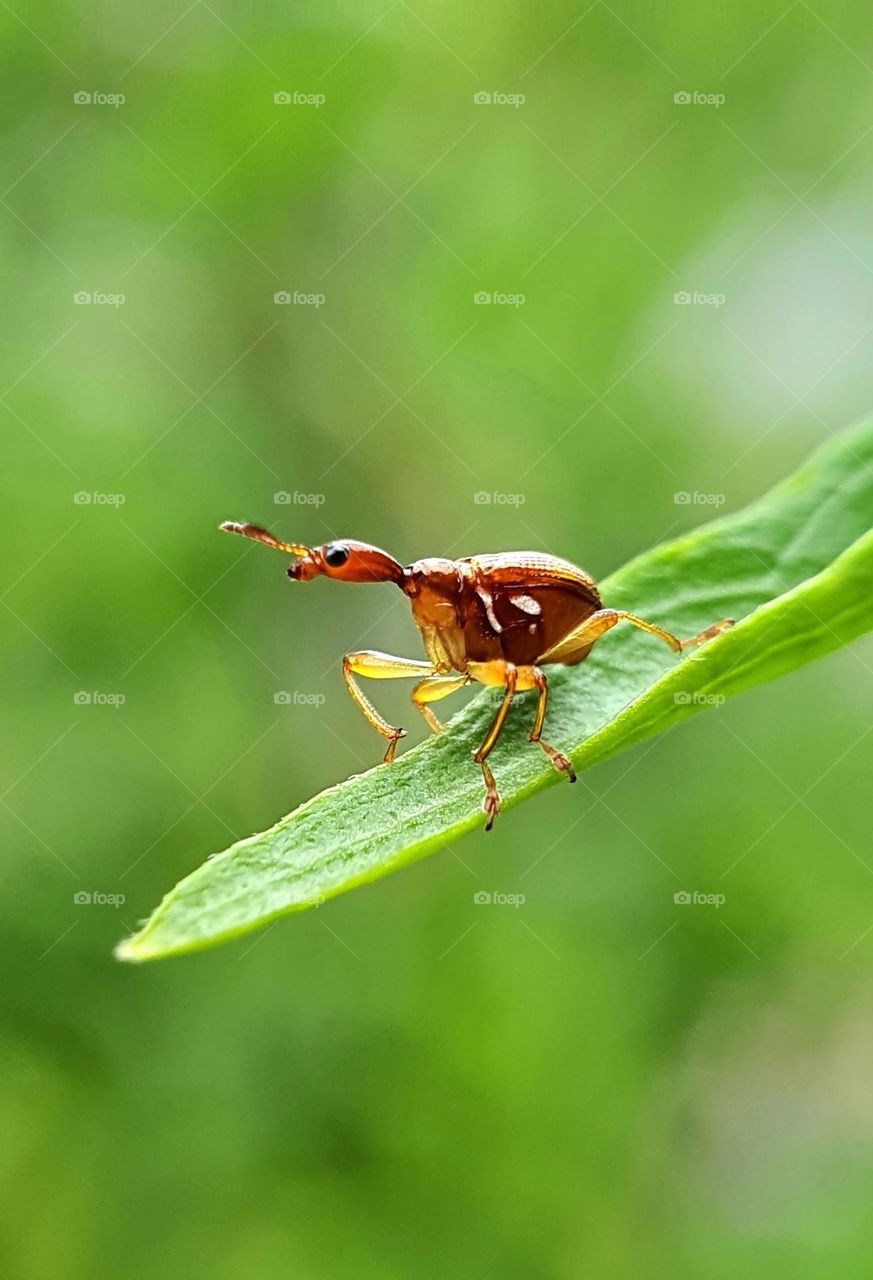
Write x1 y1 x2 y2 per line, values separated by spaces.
219 521 310 557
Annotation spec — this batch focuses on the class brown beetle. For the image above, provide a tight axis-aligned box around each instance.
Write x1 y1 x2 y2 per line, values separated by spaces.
221 521 733 828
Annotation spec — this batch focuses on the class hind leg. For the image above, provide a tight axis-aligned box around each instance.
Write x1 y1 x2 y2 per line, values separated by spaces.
538 609 734 665
529 666 576 782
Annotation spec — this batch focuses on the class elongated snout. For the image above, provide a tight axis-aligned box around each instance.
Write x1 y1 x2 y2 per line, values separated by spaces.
219 522 403 586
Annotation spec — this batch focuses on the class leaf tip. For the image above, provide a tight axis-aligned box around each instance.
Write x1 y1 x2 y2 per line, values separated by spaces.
114 929 157 964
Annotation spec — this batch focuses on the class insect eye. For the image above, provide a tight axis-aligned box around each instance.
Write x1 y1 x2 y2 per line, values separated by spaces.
324 542 350 568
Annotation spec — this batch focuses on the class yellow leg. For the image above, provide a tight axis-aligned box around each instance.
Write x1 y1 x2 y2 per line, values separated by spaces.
342 650 434 763
472 662 518 831
675 617 735 648
411 673 470 734
539 609 734 665
529 667 576 781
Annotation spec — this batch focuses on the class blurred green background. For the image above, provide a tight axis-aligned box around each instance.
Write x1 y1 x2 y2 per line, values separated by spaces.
3 2 873 1275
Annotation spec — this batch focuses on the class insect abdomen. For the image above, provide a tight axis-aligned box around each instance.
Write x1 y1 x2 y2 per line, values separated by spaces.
461 579 600 666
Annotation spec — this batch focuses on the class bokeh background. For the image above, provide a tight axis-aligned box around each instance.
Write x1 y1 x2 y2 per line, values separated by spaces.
3 2 873 1275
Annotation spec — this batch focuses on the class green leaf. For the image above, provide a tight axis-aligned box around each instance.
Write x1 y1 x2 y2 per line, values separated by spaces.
117 419 873 962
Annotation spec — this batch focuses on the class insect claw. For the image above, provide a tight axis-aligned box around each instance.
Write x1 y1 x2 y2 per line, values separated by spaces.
482 790 500 831
536 741 576 781
559 754 576 781
382 730 406 764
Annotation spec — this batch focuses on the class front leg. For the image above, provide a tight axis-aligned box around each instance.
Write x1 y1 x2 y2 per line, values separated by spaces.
342 650 434 762
411 673 470 734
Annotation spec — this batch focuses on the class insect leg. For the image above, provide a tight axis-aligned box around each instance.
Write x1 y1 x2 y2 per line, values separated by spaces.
528 666 576 781
538 610 733 665
342 651 434 763
673 617 735 648
608 611 734 652
472 662 518 831
411 673 470 734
